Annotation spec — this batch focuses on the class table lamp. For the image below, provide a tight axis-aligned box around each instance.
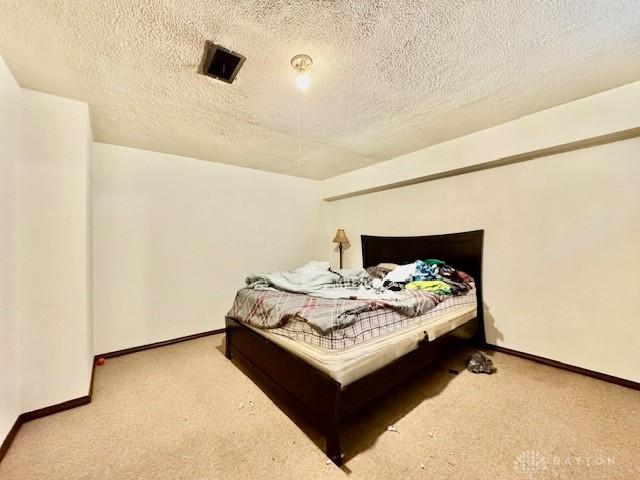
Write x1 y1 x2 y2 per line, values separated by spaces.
332 229 349 269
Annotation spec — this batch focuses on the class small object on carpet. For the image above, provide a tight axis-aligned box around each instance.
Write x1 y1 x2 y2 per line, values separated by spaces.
466 351 497 374
387 425 398 432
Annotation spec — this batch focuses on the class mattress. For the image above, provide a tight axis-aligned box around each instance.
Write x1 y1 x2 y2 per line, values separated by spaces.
246 301 477 387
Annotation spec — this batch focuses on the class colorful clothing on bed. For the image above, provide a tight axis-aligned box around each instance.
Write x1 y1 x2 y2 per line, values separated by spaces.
405 280 452 295
408 259 472 295
411 260 440 281
424 258 446 265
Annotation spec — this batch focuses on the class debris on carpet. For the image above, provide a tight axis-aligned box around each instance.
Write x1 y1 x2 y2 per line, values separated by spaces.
387 425 398 432
466 351 497 374
239 400 256 414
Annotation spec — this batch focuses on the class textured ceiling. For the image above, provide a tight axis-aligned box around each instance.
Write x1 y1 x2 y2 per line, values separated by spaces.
1 1 640 179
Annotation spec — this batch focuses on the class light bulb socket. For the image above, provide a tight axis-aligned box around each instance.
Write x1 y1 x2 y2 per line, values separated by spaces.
291 54 313 73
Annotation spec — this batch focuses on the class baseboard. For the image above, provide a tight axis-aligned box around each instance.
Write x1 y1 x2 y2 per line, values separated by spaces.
0 363 95 463
98 328 225 359
0 417 22 464
20 396 92 423
0 329 222 463
487 344 639 391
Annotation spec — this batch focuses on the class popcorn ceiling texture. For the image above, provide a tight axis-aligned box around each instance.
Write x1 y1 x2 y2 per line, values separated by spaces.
1 1 639 179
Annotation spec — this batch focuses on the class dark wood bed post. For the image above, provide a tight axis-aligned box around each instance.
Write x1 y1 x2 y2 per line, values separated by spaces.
326 427 342 466
224 329 232 359
325 389 342 465
225 230 485 466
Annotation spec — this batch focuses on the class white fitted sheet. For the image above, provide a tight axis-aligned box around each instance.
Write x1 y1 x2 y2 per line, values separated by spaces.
247 303 477 387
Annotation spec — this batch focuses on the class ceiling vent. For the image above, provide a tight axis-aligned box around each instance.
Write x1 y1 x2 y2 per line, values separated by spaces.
199 41 245 84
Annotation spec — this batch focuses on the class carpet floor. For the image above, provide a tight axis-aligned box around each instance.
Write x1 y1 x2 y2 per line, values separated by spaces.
0 334 638 479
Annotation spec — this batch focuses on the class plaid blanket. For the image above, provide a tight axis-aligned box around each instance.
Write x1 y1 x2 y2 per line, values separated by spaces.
269 287 476 349
227 287 442 334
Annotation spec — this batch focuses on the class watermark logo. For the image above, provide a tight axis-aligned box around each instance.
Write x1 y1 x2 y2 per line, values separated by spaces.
514 450 547 479
514 450 616 478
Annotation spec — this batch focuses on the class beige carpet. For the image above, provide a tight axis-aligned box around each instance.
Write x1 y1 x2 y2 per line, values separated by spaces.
1 334 638 480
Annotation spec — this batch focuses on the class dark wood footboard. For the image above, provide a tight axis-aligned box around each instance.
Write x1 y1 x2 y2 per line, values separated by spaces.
226 314 484 465
225 316 344 463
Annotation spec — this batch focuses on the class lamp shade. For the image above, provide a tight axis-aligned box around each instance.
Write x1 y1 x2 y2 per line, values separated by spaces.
332 229 349 244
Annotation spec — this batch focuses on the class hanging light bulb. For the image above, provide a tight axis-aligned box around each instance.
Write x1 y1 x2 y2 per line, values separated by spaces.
295 72 310 91
291 54 313 92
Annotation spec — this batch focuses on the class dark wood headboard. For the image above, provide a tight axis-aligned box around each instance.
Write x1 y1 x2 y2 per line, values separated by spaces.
361 230 485 322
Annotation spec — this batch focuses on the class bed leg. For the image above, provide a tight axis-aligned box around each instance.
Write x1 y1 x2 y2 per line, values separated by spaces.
476 316 487 348
224 332 232 359
325 424 343 466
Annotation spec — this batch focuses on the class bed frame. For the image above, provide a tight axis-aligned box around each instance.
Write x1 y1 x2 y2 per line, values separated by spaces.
225 230 485 465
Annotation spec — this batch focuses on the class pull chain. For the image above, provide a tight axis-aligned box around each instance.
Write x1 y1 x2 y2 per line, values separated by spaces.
296 89 302 163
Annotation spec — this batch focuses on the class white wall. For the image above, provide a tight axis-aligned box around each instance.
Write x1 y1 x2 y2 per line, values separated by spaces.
18 89 93 412
92 143 322 354
320 137 640 382
322 80 640 200
1 56 94 438
0 57 21 442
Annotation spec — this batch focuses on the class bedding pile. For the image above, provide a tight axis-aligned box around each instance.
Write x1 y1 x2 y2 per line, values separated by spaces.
228 259 474 336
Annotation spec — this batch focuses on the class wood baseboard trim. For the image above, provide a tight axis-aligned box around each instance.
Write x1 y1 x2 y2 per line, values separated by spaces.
487 344 639 391
20 396 92 423
0 395 92 464
0 362 96 463
0 417 22 464
1 329 223 463
98 328 225 359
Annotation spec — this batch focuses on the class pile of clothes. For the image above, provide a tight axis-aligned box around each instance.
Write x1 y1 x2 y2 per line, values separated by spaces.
366 259 473 295
246 259 473 299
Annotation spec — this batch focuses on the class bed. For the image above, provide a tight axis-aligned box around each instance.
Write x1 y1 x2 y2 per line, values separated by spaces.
224 230 486 465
